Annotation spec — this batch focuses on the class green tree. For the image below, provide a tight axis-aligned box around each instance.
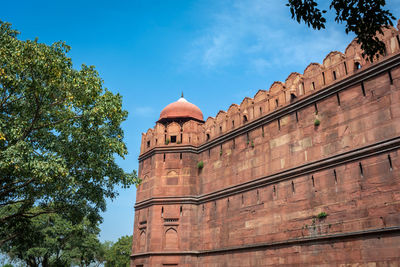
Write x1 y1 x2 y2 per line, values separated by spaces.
0 20 139 245
1 209 103 267
104 235 132 267
286 0 396 61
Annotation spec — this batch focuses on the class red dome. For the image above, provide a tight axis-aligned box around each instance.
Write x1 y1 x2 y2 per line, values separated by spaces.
158 97 204 122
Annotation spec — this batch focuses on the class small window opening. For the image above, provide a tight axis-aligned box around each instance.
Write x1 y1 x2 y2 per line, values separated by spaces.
322 72 326 85
180 133 183 143
161 207 164 218
220 144 222 157
259 107 262 115
301 82 305 94
214 201 216 207
180 206 182 216
188 137 191 143
291 181 295 193
361 82 366 96
311 176 315 187
311 82 315 90
206 133 210 141
170 136 177 143
241 194 244 205
336 93 341 106
164 134 167 142
334 169 337 184
220 126 222 133
232 120 235 127
273 185 276 196
233 139 236 149
202 205 204 211
243 115 248 123
295 111 299 122
344 61 348 75
388 154 393 171
262 126 264 136
388 70 393 85
355 62 362 70
227 198 230 208
333 71 337 80
278 118 281 130
163 153 166 162
147 141 150 148
180 153 182 160
314 102 318 114
275 99 279 108
359 162 364 178
246 132 249 142
257 190 260 203
290 93 297 102
208 149 211 157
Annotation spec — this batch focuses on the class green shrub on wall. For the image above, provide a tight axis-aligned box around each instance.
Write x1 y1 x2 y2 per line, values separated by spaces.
197 161 204 169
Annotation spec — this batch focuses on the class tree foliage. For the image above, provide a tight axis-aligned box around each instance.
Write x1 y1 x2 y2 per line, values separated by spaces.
286 0 396 61
0 20 139 245
1 210 103 267
104 235 132 267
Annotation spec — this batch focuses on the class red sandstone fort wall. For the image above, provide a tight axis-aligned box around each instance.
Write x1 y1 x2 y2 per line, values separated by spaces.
197 67 400 194
132 23 400 267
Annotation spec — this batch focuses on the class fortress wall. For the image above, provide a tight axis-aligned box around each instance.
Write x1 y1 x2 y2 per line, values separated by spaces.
132 23 400 267
197 64 400 195
193 149 400 265
136 151 200 201
196 235 400 266
132 204 200 267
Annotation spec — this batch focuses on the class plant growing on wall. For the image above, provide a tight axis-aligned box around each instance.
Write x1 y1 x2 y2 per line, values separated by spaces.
314 119 320 126
197 161 204 169
251 141 255 148
165 138 170 145
317 212 327 219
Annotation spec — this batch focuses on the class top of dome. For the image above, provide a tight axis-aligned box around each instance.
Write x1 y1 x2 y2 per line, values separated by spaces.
158 95 204 123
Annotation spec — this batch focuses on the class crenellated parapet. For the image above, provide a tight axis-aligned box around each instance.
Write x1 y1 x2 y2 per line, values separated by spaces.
139 23 400 156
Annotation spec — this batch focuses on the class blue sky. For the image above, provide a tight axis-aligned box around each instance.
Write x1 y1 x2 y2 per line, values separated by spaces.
1 0 399 242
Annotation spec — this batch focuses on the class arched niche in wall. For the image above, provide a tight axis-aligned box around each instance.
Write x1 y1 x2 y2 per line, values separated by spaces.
164 227 179 250
139 230 146 252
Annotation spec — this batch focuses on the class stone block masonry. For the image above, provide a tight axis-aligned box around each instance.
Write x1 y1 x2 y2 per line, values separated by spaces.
132 21 400 267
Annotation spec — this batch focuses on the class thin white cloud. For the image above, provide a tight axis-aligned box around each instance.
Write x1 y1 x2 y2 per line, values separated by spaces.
186 0 353 73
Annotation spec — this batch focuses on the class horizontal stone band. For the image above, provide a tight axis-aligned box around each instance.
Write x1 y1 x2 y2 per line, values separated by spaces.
131 226 400 258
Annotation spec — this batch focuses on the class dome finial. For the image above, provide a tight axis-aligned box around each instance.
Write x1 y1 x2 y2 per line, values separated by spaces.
181 91 184 98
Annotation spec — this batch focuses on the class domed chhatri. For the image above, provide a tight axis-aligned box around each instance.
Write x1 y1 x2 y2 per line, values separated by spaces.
158 95 204 123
